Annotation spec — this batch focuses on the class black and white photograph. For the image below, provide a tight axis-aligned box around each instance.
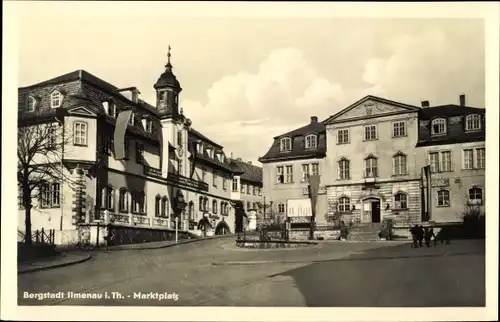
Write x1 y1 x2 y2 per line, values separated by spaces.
2 1 499 321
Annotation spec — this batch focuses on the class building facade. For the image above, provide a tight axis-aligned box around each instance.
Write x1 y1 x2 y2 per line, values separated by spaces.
17 53 250 244
415 95 486 223
259 116 328 226
323 96 422 225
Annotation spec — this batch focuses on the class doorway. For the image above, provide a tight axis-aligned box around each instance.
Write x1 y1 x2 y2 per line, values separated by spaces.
371 200 381 223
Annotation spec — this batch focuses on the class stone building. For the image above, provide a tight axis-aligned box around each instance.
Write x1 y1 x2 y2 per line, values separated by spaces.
415 95 485 223
17 52 248 244
259 116 328 226
323 95 422 225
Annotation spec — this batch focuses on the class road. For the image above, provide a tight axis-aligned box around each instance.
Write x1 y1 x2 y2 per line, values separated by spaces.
18 237 485 307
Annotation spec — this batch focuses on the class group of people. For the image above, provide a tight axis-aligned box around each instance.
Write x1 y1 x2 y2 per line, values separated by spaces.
409 224 439 248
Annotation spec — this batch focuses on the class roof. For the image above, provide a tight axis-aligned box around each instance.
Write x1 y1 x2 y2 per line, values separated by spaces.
418 105 485 120
230 159 263 185
188 128 223 149
273 119 326 139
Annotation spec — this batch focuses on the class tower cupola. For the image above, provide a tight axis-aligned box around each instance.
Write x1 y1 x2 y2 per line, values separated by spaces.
154 46 182 117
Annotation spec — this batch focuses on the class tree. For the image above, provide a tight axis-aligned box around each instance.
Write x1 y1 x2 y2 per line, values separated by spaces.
17 114 79 244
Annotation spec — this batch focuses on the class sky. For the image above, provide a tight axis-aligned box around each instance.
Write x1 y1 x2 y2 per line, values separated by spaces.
16 3 486 165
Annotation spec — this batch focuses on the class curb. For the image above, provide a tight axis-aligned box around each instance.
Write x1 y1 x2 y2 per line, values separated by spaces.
100 234 238 251
18 253 92 275
212 251 484 266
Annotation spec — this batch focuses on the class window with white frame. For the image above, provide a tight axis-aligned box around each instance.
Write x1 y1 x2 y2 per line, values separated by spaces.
392 121 406 137
468 187 483 205
285 165 293 183
393 153 407 176
109 102 117 118
241 183 246 193
280 137 292 152
47 126 57 149
258 187 262 196
465 114 481 131
105 186 114 209
26 96 36 112
247 201 251 210
431 118 447 135
364 125 378 141
463 149 474 169
364 156 378 177
301 164 310 182
305 134 317 149
213 172 218 187
40 182 60 208
212 200 218 214
155 195 161 217
337 128 349 144
198 196 204 211
338 158 350 180
338 197 350 212
118 188 129 212
246 184 251 194
476 148 485 169
50 91 62 108
276 166 284 184
232 178 238 192
429 151 452 172
161 196 168 217
437 190 450 207
223 178 228 190
51 183 60 207
73 122 88 146
146 119 153 133
394 192 408 209
429 152 440 173
277 203 285 214
440 151 452 172
252 186 256 195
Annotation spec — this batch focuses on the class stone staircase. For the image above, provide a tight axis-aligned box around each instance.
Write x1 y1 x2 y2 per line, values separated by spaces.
348 223 382 241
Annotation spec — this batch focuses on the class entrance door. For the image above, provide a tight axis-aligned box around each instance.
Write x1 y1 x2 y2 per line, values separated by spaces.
371 200 381 223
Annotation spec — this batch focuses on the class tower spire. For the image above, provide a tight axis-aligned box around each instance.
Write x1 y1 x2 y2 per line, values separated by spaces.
165 45 172 71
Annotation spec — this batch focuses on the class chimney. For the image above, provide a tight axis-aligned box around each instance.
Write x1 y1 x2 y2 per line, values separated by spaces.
247 161 252 165
421 100 430 108
459 94 466 107
236 158 242 162
118 87 141 103
310 116 318 123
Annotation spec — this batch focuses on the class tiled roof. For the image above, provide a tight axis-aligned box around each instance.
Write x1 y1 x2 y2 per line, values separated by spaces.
416 135 484 147
229 159 263 185
188 128 223 149
259 117 327 163
187 131 235 173
418 105 485 120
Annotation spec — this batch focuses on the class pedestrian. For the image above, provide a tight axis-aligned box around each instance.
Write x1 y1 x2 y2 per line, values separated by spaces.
429 228 437 246
410 224 419 248
417 225 424 247
104 222 115 253
424 227 433 247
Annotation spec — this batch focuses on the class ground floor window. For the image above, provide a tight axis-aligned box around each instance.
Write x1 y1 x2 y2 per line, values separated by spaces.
394 192 408 209
437 189 450 207
40 182 60 208
468 187 483 205
337 196 350 212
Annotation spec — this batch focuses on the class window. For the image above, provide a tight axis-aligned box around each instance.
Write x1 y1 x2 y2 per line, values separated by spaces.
463 149 474 169
394 192 408 209
431 118 446 135
232 178 238 192
280 137 292 152
177 130 183 147
429 152 440 173
440 151 452 172
177 158 183 175
247 201 251 210
50 91 62 108
26 96 36 112
282 165 292 183
131 191 139 213
393 121 406 137
276 166 284 184
305 134 317 149
213 172 218 187
302 164 310 182
339 158 350 180
212 200 218 214
252 186 256 195
468 187 483 205
277 203 285 214
51 183 60 207
124 138 130 159
223 178 228 190
155 195 161 217
47 126 57 149
101 186 114 209
364 125 377 141
118 188 128 212
203 197 209 211
465 114 481 131
73 122 88 146
246 185 251 194
109 102 117 118
136 142 144 164
145 120 153 133
364 156 378 177
39 182 60 208
258 188 262 196
437 190 450 207
476 148 485 169
393 153 407 176
429 151 451 172
338 197 350 212
311 163 319 176
199 196 204 211
128 113 135 126
104 133 113 155
188 201 194 220
201 168 206 182
240 183 245 193
337 128 349 144
40 182 50 208
131 191 145 214
158 90 167 102
161 196 168 217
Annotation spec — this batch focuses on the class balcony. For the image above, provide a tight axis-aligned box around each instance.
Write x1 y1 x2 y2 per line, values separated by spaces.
167 172 209 192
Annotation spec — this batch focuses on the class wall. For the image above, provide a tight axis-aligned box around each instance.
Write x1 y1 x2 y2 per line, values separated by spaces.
64 115 97 162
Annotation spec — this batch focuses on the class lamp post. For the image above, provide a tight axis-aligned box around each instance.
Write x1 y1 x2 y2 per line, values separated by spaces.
174 191 187 243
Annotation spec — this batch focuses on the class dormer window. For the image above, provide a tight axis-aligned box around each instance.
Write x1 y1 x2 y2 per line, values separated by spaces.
109 102 116 118
26 96 36 112
197 142 203 154
465 114 481 131
280 137 292 152
145 119 153 133
431 118 447 135
128 113 135 126
50 91 62 108
305 134 317 149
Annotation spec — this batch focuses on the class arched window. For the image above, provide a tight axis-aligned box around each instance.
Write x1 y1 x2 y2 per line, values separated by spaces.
50 90 62 108
364 155 378 178
465 114 481 131
199 196 204 211
468 187 483 205
280 137 292 152
338 197 350 212
100 186 107 209
106 186 114 210
130 191 138 213
431 118 447 135
394 192 408 209
305 134 317 149
26 96 36 112
437 190 450 207
338 158 350 180
161 196 168 217
213 200 218 214
155 195 161 217
188 201 194 220
220 201 224 215
277 203 285 214
393 152 407 176
118 188 129 212
204 197 209 211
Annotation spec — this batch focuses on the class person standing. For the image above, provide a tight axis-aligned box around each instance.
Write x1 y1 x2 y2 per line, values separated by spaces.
104 222 115 253
417 225 424 247
410 224 419 248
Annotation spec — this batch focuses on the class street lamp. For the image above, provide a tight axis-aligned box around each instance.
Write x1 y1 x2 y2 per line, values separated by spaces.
173 191 187 243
